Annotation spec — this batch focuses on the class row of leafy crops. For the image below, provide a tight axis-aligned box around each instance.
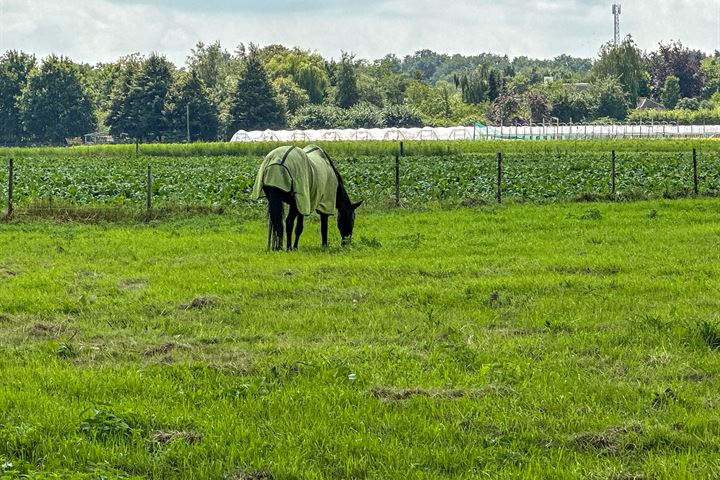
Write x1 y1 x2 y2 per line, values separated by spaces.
1 150 719 211
2 138 720 159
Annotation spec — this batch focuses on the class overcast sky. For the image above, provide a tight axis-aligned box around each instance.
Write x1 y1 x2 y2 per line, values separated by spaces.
1 0 719 65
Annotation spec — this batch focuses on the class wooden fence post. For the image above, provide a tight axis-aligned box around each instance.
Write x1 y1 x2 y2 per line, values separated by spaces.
693 148 699 196
611 150 616 196
135 140 140 156
7 158 13 218
496 152 503 204
146 166 152 211
399 141 404 156
394 154 400 207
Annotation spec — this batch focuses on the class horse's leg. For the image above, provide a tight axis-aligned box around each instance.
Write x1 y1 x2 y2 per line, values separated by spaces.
266 188 284 251
320 214 329 247
285 206 297 251
294 215 304 250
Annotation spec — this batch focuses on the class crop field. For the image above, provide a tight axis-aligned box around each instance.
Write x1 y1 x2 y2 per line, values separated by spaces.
1 140 720 211
2 198 720 479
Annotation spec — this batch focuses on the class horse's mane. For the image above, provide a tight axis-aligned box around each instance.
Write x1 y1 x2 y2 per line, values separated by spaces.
310 146 351 205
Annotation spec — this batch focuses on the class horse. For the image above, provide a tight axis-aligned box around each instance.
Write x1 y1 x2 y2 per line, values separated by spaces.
251 145 362 251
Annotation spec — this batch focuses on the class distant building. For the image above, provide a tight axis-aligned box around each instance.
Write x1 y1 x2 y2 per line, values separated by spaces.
636 97 666 110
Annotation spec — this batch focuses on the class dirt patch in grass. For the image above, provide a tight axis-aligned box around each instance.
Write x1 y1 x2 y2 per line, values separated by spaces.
144 342 178 357
119 278 149 290
683 371 716 382
28 322 67 338
606 474 653 480
179 295 220 310
572 424 642 454
371 385 509 402
486 323 541 337
0 267 19 277
227 471 273 480
151 430 202 446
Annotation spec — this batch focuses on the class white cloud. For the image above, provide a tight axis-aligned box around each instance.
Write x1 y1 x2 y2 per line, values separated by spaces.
0 0 718 65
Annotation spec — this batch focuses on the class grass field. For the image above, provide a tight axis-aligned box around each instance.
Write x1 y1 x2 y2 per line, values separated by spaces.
2 198 720 479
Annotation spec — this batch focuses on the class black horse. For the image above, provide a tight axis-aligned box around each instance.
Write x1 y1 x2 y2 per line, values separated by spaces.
252 145 362 251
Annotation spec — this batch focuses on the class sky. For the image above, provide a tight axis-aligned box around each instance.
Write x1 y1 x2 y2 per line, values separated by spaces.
0 0 719 65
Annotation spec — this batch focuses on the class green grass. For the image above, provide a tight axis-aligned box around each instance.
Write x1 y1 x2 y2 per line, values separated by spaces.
2 199 720 478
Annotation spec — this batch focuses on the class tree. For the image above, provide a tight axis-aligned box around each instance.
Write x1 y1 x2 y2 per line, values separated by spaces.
592 36 646 107
133 53 174 140
454 67 488 105
345 103 382 128
488 92 523 124
20 55 95 144
401 49 447 81
487 69 504 101
660 75 681 109
549 86 593 123
227 47 285 133
381 104 423 127
273 76 310 115
589 77 628 120
164 70 219 141
701 57 720 99
106 53 174 141
527 91 551 123
0 50 35 144
647 41 706 99
335 52 359 108
106 58 142 139
186 41 236 105
291 104 345 129
265 49 329 104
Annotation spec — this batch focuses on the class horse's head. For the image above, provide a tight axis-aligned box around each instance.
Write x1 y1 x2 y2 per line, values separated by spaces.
337 199 363 245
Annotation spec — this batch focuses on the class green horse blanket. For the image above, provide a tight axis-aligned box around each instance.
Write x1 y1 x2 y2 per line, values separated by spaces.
251 145 338 216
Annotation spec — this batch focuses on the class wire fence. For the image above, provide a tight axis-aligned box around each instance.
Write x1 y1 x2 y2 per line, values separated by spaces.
2 149 720 219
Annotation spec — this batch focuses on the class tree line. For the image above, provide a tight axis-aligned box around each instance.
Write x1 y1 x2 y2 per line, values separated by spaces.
1 38 719 145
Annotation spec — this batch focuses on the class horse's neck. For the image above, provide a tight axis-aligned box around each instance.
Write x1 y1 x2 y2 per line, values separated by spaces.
335 175 350 208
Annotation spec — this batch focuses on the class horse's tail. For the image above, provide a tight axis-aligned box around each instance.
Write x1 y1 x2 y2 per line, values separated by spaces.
266 203 272 250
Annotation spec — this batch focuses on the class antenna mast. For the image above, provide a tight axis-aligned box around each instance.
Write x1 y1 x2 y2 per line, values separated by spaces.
612 4 622 46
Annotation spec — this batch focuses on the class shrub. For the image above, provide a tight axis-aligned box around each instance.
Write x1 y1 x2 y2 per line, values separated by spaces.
381 104 424 128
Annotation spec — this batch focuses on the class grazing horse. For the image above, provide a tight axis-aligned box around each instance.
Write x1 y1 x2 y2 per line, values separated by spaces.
251 145 362 251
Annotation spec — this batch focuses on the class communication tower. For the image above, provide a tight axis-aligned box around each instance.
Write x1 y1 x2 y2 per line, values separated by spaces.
612 4 622 45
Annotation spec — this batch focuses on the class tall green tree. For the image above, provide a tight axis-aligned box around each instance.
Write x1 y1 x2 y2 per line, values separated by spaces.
164 70 219 141
661 75 681 109
227 47 285 133
454 66 488 105
335 53 359 108
133 53 174 140
20 55 95 144
186 41 237 105
106 58 141 139
106 53 174 140
266 49 329 104
0 50 35 144
592 36 646 107
589 77 628 120
548 86 593 123
487 69 504 101
273 77 310 115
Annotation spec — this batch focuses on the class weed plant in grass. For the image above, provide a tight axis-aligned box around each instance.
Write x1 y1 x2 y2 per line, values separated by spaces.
1 199 720 478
